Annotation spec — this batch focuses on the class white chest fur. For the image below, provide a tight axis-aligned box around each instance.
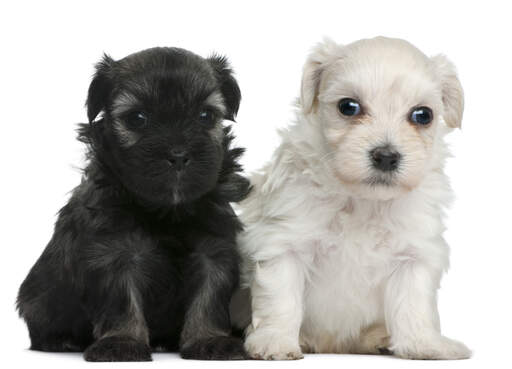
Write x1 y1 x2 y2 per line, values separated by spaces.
300 206 402 352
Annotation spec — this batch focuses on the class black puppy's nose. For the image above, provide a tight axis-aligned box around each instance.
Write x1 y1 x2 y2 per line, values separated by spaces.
370 146 401 172
168 149 190 171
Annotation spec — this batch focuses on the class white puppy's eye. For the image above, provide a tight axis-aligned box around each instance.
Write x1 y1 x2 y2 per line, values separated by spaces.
125 111 148 129
409 107 433 125
338 98 361 117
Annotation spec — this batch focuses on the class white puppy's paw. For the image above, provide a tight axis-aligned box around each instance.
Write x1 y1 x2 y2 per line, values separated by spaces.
244 330 303 360
393 335 471 360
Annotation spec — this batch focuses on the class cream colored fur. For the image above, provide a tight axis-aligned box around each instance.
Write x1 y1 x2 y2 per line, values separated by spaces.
233 37 470 360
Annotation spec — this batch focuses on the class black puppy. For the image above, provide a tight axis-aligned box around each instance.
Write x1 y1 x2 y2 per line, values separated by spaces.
16 47 251 361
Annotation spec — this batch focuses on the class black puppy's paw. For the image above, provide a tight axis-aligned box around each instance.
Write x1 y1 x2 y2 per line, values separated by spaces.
181 336 248 360
84 336 152 362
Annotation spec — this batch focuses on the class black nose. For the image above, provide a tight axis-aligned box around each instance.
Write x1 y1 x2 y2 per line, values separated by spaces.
168 149 190 171
370 146 401 172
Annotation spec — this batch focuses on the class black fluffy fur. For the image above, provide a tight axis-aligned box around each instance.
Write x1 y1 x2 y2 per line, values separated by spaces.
16 47 251 361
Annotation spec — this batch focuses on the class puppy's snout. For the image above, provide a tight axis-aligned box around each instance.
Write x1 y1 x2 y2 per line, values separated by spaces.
168 148 190 171
370 146 401 172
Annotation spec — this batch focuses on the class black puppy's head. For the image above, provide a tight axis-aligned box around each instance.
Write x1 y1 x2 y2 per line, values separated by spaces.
82 47 243 206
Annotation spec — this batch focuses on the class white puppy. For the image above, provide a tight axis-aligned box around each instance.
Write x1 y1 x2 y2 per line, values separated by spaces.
232 37 470 360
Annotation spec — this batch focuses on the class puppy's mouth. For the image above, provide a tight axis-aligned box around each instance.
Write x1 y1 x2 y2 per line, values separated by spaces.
364 174 396 187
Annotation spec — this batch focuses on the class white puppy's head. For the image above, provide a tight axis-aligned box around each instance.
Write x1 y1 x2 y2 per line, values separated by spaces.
301 37 463 200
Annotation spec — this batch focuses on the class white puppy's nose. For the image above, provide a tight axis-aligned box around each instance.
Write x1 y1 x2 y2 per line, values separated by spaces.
370 146 401 172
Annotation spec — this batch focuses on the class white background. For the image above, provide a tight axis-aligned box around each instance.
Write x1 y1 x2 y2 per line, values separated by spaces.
1 0 511 368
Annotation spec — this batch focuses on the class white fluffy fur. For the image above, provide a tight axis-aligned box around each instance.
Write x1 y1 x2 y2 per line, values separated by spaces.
234 37 470 360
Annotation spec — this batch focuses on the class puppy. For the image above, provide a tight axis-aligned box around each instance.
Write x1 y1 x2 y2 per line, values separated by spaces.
232 37 471 360
17 47 251 361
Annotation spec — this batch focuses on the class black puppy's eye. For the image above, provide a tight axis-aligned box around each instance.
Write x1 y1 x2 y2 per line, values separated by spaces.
199 109 216 124
125 111 148 129
409 106 433 125
338 98 361 117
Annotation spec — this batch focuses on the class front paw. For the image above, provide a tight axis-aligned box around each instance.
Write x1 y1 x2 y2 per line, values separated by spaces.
180 336 248 360
245 329 303 360
84 336 152 362
393 335 471 360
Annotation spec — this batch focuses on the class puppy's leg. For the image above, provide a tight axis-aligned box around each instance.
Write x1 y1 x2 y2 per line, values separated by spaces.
18 282 92 352
385 261 471 360
179 237 247 360
352 323 390 355
229 287 252 332
84 281 151 362
244 254 305 360
17 247 93 352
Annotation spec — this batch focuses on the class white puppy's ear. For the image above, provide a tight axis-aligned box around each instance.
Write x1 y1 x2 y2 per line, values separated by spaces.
431 54 464 128
301 38 341 114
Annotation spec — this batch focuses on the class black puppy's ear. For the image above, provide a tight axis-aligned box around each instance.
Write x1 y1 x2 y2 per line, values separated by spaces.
86 54 115 123
208 55 241 121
